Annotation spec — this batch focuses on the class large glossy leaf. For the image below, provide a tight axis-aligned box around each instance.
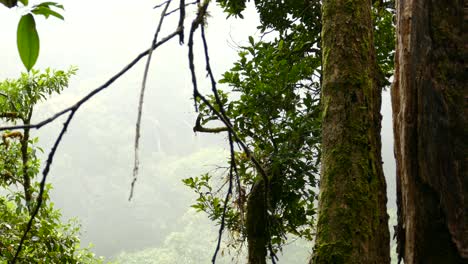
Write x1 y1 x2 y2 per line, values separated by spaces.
17 14 40 72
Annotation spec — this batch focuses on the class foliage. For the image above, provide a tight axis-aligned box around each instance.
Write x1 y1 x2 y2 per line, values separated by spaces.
114 209 312 264
0 132 40 187
184 20 323 255
372 1 396 86
0 184 104 263
113 212 233 264
217 0 321 33
217 0 395 86
0 67 77 122
0 68 104 263
1 0 65 71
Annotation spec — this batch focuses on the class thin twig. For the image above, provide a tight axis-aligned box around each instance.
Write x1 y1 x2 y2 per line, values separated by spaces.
198 24 268 184
176 0 188 44
165 0 197 18
154 0 170 9
186 0 266 180
212 132 235 264
129 0 172 201
187 0 204 112
232 149 245 229
200 26 231 128
199 15 280 264
187 3 276 262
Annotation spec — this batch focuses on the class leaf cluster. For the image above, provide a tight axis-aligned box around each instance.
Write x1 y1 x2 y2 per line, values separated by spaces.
185 26 322 251
373 0 396 86
217 0 321 33
0 185 104 263
216 0 395 86
0 134 41 186
0 68 104 263
0 67 77 122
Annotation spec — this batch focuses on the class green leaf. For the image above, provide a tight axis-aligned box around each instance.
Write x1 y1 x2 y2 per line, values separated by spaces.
278 39 284 50
34 1 64 9
18 0 27 5
17 14 40 72
32 6 64 20
0 0 17 8
248 36 254 46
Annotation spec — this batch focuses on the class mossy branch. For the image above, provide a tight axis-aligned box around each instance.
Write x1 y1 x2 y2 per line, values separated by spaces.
0 112 22 119
193 115 228 133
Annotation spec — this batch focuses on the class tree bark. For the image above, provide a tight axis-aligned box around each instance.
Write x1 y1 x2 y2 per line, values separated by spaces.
392 0 467 262
312 0 390 262
246 179 267 264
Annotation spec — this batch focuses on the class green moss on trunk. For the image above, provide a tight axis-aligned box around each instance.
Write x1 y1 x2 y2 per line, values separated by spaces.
246 180 268 264
312 0 390 262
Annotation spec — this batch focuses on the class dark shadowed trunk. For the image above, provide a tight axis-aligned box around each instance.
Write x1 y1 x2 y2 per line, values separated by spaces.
246 179 267 264
392 0 467 262
312 0 390 262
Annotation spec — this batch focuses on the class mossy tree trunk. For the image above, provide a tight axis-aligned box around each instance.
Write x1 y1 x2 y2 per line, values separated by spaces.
392 0 467 262
312 0 390 262
246 179 268 264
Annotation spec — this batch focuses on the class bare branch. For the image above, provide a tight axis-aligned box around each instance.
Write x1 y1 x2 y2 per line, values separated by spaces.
212 132 235 264
186 2 277 262
129 0 172 201
165 0 197 18
154 0 170 9
0 112 21 119
176 0 188 43
199 24 269 184
0 30 181 133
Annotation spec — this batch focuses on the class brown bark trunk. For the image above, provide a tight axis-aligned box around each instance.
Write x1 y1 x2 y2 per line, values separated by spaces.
392 0 467 263
246 180 267 264
312 0 390 263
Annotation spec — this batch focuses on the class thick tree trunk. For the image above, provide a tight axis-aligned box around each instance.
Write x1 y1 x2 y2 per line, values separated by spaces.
312 0 390 263
392 0 467 262
246 180 267 264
